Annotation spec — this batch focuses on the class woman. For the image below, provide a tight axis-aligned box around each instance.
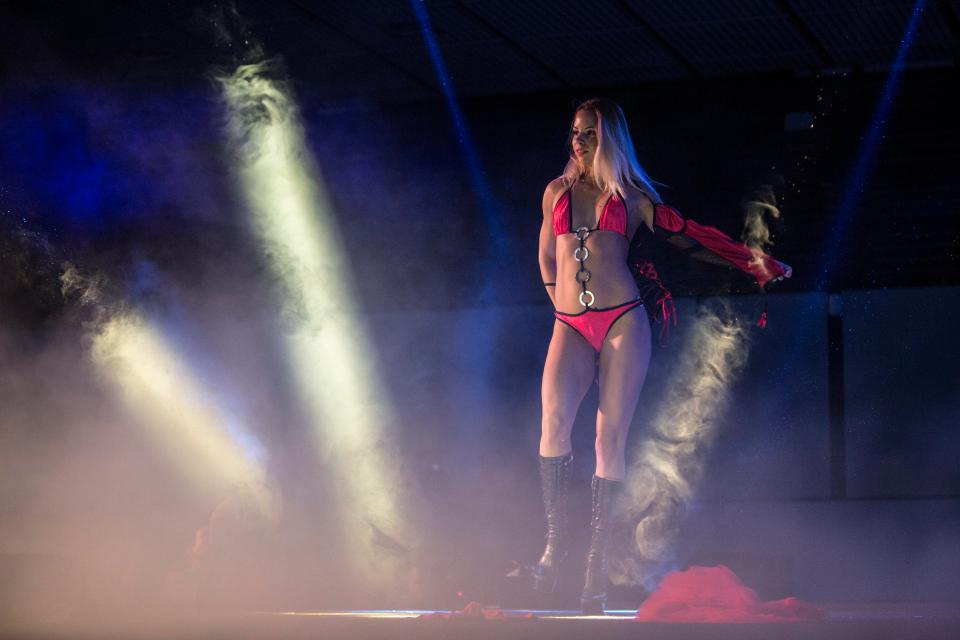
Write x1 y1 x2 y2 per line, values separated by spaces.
535 98 790 614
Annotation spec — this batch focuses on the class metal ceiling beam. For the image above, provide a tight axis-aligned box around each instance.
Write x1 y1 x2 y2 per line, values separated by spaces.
614 0 702 79
453 1 576 89
283 0 441 97
780 0 836 68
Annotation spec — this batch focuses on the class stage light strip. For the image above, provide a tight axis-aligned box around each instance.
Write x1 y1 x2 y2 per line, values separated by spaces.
252 609 638 619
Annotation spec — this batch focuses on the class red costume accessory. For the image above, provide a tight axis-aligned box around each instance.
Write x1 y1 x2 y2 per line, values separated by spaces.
631 202 786 338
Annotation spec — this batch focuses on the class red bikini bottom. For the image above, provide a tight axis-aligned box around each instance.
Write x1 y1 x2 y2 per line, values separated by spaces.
554 298 644 353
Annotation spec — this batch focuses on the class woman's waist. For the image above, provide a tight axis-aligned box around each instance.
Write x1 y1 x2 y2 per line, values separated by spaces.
553 279 641 314
556 256 634 278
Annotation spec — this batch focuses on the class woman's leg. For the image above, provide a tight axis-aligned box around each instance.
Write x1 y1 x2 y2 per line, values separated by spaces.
541 320 596 456
595 308 652 479
581 307 651 612
535 320 595 592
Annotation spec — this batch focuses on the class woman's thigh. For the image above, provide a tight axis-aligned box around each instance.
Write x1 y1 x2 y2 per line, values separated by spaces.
542 320 596 428
597 307 652 429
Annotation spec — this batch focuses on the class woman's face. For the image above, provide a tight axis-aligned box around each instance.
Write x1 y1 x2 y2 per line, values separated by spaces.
571 109 599 169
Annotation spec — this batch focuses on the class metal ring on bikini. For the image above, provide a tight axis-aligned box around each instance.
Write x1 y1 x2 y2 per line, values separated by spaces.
573 246 589 261
579 290 595 307
576 268 591 283
575 226 591 241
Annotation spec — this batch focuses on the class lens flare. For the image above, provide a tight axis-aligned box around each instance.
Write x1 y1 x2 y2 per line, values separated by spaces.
612 304 749 589
220 60 413 584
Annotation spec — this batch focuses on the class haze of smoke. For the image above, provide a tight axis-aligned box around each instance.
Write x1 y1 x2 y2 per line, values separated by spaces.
611 304 749 590
741 184 781 253
60 261 108 313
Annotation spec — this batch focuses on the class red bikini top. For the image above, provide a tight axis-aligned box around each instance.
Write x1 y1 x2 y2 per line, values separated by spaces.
552 188 627 237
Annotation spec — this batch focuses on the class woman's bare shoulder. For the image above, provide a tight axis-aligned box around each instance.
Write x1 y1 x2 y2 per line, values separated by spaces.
542 176 572 212
544 176 572 198
623 184 656 229
623 184 655 205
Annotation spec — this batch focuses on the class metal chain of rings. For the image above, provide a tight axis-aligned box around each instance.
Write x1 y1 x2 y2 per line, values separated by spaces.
574 226 595 308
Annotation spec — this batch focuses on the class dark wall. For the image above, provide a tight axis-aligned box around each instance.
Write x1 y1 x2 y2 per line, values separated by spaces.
3 66 960 324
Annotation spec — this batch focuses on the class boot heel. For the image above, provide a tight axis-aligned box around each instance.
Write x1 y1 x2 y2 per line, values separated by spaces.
580 593 606 615
533 567 559 594
580 475 622 615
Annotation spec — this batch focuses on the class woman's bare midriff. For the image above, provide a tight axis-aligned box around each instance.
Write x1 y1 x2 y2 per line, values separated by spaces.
554 230 641 314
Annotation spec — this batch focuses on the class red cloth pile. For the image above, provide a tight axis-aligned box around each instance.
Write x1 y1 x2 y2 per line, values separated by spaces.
419 601 533 621
635 565 824 623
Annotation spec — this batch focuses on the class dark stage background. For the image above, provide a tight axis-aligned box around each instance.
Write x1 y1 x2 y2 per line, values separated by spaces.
1 0 959 629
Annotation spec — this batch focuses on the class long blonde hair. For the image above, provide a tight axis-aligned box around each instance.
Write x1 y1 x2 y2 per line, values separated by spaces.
562 98 661 203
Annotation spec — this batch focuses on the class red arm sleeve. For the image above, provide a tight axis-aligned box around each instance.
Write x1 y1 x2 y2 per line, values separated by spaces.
653 204 785 289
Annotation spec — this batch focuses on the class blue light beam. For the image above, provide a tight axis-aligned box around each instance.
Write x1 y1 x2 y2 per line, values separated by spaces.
817 0 926 291
411 0 503 243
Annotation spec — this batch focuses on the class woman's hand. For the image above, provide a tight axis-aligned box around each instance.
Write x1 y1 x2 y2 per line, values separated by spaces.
774 260 793 281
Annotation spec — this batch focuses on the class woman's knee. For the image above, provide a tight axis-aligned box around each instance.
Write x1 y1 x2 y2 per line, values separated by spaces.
542 405 575 437
540 408 574 455
594 422 627 457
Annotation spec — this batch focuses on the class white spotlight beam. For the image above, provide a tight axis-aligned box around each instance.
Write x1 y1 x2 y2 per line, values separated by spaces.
91 310 266 498
220 62 411 581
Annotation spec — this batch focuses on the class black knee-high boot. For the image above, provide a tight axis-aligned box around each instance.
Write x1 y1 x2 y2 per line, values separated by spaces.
581 475 621 614
533 453 573 593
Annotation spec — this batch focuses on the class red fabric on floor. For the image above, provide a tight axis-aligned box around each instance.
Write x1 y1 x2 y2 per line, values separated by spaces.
419 602 533 621
635 565 824 623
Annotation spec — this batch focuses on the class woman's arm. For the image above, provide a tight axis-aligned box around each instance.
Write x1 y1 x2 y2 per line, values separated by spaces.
637 197 790 289
539 182 559 307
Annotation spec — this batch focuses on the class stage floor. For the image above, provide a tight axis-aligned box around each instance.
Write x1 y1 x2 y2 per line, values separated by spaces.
5 603 958 640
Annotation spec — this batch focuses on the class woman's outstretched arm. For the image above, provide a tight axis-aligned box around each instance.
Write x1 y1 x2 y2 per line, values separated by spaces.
636 196 791 289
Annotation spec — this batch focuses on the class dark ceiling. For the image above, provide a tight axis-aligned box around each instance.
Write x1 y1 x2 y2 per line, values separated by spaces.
2 1 958 105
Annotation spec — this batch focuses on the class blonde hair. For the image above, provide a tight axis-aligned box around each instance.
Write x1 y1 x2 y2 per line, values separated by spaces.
562 98 661 203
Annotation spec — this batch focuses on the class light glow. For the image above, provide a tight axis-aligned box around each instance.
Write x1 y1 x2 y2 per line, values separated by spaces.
90 309 270 507
220 61 412 582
